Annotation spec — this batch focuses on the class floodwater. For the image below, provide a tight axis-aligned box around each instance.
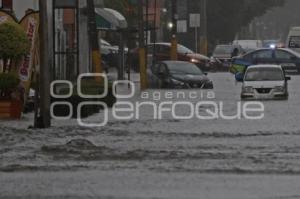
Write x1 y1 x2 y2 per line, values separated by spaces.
1 73 300 199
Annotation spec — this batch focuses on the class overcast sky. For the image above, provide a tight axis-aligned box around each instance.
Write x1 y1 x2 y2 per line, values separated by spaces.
14 0 38 19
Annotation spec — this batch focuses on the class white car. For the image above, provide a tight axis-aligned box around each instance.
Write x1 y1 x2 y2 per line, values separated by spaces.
241 65 291 100
233 40 263 53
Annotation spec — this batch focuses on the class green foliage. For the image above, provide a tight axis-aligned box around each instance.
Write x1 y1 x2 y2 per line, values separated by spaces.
103 0 285 50
0 73 20 90
0 22 30 61
207 0 286 44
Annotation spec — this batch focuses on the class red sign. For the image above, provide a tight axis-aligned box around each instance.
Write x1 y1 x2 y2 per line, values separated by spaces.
19 16 37 81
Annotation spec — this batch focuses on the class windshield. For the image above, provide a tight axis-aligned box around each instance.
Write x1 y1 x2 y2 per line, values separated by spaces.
177 45 194 54
245 67 284 81
214 45 233 55
168 62 203 75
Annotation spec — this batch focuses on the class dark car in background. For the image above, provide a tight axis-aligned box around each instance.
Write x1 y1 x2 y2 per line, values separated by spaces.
131 43 211 72
230 48 300 80
211 44 244 70
147 61 213 89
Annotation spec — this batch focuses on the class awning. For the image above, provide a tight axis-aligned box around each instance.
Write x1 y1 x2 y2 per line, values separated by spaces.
95 8 127 30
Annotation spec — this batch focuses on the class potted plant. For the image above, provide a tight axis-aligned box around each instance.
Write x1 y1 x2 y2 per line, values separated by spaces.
0 22 30 119
0 73 23 119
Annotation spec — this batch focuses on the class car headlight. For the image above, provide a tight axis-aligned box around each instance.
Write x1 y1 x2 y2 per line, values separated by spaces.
190 58 200 64
274 86 285 92
242 86 254 93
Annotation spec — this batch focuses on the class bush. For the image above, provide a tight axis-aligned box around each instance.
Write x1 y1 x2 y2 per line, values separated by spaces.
0 73 21 99
0 22 30 71
0 22 30 59
0 73 20 90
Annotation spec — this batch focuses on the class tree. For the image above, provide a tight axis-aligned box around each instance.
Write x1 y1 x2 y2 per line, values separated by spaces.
207 0 285 49
0 22 30 72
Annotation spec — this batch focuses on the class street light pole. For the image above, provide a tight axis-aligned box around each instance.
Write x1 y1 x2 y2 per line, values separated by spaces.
38 0 52 128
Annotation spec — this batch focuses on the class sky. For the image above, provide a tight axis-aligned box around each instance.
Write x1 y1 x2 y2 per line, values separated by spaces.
14 0 38 20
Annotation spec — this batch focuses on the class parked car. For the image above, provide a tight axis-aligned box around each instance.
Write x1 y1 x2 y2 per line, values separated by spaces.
147 61 213 89
233 40 263 53
241 65 291 100
211 44 244 69
230 48 300 81
131 43 211 72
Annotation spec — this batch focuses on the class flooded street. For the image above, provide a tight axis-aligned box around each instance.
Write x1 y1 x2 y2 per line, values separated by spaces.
1 73 300 199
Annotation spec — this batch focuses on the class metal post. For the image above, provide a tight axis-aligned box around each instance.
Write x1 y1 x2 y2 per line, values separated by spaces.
152 0 157 65
138 0 148 90
195 27 198 53
200 0 207 55
118 31 125 80
39 0 52 128
87 0 103 76
170 0 178 60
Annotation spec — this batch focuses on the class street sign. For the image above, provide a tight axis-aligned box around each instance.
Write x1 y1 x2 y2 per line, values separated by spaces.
189 13 200 28
177 20 187 33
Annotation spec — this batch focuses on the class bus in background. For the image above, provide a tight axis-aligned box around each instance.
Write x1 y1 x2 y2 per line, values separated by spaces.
287 27 300 53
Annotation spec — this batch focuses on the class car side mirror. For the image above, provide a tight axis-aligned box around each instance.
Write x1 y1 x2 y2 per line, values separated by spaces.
285 76 291 81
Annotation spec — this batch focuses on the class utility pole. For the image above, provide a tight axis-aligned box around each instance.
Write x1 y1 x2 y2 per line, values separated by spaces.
170 0 178 60
38 0 52 128
200 0 207 55
138 0 148 90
